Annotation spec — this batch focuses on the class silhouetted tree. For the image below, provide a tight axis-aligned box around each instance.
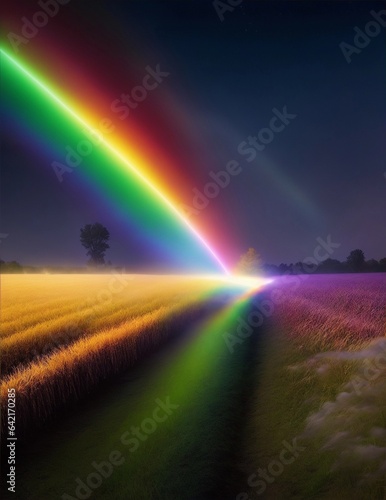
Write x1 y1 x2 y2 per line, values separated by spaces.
379 258 386 272
317 258 345 274
80 223 110 266
365 259 380 273
235 248 262 275
346 249 365 272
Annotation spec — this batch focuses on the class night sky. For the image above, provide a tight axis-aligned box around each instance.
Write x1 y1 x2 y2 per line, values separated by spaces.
1 0 385 271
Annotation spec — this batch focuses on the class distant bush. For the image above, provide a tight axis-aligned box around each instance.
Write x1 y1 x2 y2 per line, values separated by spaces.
0 260 23 273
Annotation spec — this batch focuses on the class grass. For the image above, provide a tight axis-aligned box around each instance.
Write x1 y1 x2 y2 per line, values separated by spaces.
1 280 263 499
1 274 216 371
0 273 236 438
1 272 385 499
238 273 386 500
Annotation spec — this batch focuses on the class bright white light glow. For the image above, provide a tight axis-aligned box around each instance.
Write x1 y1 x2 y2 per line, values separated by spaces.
193 274 273 290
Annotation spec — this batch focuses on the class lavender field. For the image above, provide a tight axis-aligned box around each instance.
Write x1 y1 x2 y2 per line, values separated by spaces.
239 273 386 500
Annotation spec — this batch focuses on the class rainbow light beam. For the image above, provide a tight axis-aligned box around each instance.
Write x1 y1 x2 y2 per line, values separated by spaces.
0 48 230 275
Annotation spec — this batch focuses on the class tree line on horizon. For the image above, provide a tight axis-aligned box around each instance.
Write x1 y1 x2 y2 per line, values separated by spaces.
236 248 386 275
0 223 112 273
0 222 385 274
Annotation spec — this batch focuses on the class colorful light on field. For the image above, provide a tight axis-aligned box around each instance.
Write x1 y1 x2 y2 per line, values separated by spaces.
0 48 229 275
191 274 273 292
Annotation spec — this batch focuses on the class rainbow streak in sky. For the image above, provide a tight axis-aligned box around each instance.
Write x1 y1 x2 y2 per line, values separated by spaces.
1 48 229 275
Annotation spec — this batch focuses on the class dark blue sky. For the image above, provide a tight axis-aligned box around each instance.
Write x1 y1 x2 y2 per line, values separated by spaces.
1 1 385 269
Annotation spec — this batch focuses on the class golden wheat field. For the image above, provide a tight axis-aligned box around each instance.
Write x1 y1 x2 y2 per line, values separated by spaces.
0 273 229 437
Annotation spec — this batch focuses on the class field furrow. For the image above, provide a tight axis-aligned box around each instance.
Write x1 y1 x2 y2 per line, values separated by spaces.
0 274 230 438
